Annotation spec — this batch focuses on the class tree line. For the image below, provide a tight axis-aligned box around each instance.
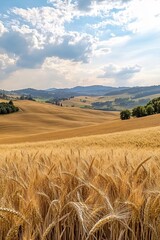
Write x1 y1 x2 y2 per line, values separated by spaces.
120 97 160 120
0 100 19 114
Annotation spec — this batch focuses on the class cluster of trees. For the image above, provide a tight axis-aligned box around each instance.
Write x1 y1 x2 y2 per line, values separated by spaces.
0 100 19 114
20 95 35 101
115 98 135 107
46 99 63 106
92 101 115 111
120 97 160 120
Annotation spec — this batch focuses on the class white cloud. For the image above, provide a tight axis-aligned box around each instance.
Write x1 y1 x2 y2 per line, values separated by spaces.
0 28 95 70
112 0 160 33
42 56 113 87
0 21 7 36
0 53 17 70
0 6 96 69
85 0 160 35
93 47 111 56
101 35 131 47
42 56 81 81
0 0 160 89
10 7 65 46
11 24 45 49
0 53 18 81
99 63 142 82
92 35 130 58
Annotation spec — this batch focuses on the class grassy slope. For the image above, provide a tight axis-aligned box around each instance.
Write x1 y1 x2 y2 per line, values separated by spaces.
0 100 160 144
0 100 118 143
0 125 160 154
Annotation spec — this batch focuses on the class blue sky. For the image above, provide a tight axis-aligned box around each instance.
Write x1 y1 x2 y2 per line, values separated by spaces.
0 0 160 90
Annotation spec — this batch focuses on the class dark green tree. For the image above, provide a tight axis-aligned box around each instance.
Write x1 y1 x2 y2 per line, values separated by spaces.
9 100 13 105
132 106 147 118
120 110 131 120
146 97 160 113
145 104 154 115
0 101 19 114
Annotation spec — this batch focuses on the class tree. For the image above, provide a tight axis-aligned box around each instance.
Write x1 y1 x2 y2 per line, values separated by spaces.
145 104 154 115
156 101 160 113
0 101 19 114
0 107 7 114
9 100 13 105
146 97 160 113
132 106 147 118
120 110 131 120
20 95 25 100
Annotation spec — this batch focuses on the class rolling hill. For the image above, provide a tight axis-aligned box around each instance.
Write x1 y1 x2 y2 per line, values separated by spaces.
1 85 160 112
1 84 160 100
0 100 118 144
0 99 160 144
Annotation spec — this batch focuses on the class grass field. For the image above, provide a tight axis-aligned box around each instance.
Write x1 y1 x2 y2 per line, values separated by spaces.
0 100 119 144
0 100 160 144
0 100 160 239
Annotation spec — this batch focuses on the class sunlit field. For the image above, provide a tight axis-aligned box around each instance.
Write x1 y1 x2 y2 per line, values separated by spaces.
0 127 160 239
0 100 160 145
1 0 160 238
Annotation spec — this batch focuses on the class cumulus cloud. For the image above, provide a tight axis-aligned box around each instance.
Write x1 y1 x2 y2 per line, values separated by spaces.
0 27 94 69
99 63 141 81
0 53 18 80
0 0 160 89
84 0 160 35
0 5 96 70
17 33 94 68
48 0 130 19
112 0 160 33
0 21 7 36
75 0 130 12
0 31 28 55
76 0 92 11
0 53 17 70
93 47 111 56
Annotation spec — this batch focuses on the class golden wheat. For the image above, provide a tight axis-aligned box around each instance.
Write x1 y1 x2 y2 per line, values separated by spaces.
0 128 160 239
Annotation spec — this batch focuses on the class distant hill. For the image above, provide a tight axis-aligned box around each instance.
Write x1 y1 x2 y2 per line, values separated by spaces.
0 85 129 98
46 85 117 97
10 88 55 99
1 85 160 101
105 85 160 98
1 85 124 99
58 85 116 95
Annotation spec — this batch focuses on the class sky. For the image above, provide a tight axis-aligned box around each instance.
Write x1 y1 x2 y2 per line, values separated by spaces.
0 0 160 90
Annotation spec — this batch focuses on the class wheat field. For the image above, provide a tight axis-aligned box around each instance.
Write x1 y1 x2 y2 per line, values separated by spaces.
0 125 160 240
0 100 160 144
0 100 119 144
1 100 160 239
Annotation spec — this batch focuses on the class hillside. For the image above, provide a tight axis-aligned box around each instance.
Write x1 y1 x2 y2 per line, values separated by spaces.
1 85 160 99
0 100 160 144
0 100 118 144
1 85 160 111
